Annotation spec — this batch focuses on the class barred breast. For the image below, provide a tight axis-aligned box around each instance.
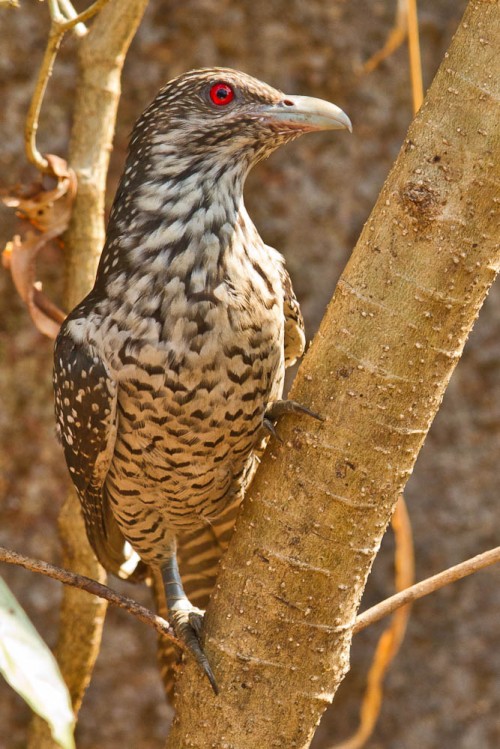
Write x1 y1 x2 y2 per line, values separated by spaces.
87 237 285 564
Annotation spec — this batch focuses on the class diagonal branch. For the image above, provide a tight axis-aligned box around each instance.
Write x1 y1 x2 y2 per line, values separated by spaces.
0 546 180 645
25 27 64 174
166 3 500 746
2 542 498 658
354 545 500 634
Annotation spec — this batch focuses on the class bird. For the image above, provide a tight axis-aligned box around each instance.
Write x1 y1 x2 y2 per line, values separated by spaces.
53 68 351 693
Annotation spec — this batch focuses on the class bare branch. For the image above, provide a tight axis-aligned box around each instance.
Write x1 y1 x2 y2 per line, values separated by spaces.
58 0 110 31
47 0 64 23
362 0 407 74
354 546 500 634
407 0 423 112
362 0 423 114
0 546 181 647
55 0 88 36
1 544 496 686
24 0 111 175
24 28 63 174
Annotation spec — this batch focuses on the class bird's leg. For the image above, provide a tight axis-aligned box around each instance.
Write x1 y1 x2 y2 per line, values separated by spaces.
263 399 324 441
161 549 218 694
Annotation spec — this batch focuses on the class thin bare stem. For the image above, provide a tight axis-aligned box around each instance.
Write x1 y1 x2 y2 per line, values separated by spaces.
24 0 111 175
407 0 424 112
57 0 88 37
59 0 110 31
24 28 63 174
362 0 407 74
0 546 182 648
362 0 423 115
354 546 500 634
47 0 64 23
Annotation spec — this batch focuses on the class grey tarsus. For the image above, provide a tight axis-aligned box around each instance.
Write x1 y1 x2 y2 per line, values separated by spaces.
161 553 219 695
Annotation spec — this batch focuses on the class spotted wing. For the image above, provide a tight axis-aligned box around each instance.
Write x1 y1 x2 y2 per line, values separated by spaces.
281 266 306 367
53 331 126 575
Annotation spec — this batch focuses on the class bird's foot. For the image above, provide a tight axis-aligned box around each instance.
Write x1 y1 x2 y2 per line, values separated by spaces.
263 399 324 441
170 603 218 695
262 417 283 443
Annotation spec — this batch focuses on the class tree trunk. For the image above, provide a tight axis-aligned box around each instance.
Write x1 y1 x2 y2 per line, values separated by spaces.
166 1 499 746
27 2 149 747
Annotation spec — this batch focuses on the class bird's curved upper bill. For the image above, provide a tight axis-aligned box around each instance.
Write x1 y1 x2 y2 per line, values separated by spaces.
259 95 352 133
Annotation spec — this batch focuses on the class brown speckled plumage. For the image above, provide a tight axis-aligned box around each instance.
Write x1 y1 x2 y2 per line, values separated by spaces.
53 68 350 690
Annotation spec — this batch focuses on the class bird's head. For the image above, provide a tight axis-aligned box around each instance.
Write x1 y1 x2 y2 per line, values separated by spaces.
129 68 351 176
105 69 351 261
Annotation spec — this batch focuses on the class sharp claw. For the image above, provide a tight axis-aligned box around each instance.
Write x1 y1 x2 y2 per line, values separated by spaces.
265 399 325 423
296 404 324 422
200 655 219 696
262 418 283 443
171 608 219 695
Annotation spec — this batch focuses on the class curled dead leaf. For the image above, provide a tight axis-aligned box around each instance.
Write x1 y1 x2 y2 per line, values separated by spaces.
1 155 76 339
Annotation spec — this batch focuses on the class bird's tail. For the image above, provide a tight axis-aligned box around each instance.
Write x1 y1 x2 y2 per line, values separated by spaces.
82 486 149 582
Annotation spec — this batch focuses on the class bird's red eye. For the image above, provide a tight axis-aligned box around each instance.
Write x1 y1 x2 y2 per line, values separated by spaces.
209 83 235 106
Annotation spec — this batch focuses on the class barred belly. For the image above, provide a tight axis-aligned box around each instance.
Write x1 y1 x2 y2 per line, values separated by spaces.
103 301 284 564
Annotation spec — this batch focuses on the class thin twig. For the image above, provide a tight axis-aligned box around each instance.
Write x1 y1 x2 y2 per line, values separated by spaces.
58 0 110 31
47 0 64 23
24 0 111 175
363 0 407 74
354 546 500 634
56 0 88 36
0 546 182 648
362 0 423 115
407 0 424 113
2 543 498 674
25 28 64 174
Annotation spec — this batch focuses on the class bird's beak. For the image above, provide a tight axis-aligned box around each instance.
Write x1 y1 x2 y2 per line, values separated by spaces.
258 95 352 133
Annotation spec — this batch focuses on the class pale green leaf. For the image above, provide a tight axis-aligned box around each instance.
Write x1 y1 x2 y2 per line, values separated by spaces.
0 577 75 749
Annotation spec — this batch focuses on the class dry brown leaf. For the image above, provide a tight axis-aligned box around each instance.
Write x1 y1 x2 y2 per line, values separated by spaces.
2 155 76 339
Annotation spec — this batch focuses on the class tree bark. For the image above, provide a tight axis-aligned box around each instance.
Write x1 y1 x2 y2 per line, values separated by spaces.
28 2 149 747
166 1 499 746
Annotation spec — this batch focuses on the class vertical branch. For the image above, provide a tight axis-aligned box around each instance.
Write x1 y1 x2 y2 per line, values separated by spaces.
27 2 149 747
63 0 149 310
24 0 111 175
407 0 424 113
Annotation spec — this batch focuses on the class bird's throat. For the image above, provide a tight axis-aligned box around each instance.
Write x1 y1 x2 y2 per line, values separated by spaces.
99 151 258 303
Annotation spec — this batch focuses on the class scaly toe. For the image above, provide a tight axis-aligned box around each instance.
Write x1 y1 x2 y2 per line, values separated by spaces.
171 607 218 695
265 399 324 423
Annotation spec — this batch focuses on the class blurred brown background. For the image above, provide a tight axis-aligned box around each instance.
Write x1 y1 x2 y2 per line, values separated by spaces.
1 1 498 747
